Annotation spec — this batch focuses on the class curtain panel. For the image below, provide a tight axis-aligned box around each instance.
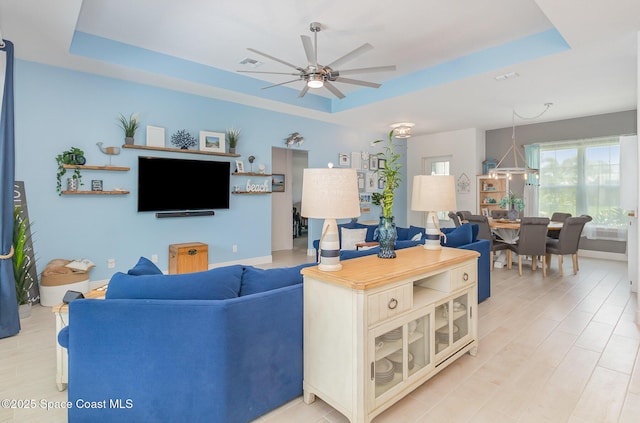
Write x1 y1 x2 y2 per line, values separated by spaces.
0 40 20 338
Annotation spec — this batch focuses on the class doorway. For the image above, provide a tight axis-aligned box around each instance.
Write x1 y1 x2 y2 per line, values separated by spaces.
271 147 308 253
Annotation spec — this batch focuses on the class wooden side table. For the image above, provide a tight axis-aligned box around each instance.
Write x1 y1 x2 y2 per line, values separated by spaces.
52 284 107 391
168 242 208 274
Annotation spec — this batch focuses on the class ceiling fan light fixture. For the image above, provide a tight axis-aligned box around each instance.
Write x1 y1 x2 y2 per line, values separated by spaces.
390 122 415 138
307 75 324 88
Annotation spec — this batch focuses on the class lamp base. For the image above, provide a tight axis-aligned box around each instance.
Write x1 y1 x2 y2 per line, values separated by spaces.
318 218 342 272
424 211 443 250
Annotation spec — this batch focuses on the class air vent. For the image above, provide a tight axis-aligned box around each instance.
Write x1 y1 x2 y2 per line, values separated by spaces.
239 58 263 67
494 72 519 81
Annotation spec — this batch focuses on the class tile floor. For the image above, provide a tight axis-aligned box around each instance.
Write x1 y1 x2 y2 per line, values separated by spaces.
1 245 639 423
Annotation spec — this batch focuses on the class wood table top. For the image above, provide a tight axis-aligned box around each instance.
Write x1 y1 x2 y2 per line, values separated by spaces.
301 246 479 290
51 284 107 313
489 219 563 230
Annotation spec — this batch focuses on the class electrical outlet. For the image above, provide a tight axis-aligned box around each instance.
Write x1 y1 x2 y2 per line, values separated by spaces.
232 244 238 253
151 254 158 263
107 259 115 269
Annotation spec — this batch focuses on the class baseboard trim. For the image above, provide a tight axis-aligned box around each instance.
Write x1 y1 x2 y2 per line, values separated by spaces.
578 249 627 262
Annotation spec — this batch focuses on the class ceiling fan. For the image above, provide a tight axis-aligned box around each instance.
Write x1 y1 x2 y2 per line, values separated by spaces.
238 22 396 99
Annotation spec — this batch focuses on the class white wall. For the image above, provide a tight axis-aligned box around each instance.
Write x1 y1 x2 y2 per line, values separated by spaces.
271 147 293 251
406 128 485 226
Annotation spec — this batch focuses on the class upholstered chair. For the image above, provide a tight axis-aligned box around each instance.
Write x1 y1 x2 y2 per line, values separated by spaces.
456 210 473 222
547 212 572 240
490 209 509 219
448 211 462 227
507 217 551 277
545 215 592 276
465 214 510 271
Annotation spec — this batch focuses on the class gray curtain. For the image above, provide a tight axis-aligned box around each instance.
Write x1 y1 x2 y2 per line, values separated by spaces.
0 39 20 338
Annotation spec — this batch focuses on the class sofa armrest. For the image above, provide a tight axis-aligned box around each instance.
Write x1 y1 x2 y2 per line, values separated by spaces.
457 239 491 302
57 326 69 349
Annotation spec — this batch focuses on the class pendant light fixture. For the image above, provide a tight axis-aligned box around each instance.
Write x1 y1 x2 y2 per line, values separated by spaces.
489 103 553 180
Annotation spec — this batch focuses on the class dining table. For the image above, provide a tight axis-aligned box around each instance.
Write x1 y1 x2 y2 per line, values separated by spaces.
488 218 563 244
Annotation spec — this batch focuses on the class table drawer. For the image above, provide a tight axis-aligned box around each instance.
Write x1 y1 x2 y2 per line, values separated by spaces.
367 285 412 325
452 262 476 289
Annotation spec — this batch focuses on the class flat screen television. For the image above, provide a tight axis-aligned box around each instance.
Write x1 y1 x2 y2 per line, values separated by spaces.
137 156 230 212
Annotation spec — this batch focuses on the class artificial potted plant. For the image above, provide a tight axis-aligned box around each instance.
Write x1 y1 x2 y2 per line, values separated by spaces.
13 206 35 318
118 113 140 145
371 129 402 258
55 146 85 195
227 128 240 154
499 190 525 220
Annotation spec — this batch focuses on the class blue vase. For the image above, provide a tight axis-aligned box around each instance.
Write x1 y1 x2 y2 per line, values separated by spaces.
375 216 397 259
508 206 518 220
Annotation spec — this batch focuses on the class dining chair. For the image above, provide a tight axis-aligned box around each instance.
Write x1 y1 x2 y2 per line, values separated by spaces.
448 211 462 227
490 209 509 219
547 212 572 239
465 214 510 271
456 210 473 222
545 215 592 276
507 217 550 277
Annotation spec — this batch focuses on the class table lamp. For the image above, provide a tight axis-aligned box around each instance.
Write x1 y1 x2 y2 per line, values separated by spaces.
411 175 457 250
301 167 360 271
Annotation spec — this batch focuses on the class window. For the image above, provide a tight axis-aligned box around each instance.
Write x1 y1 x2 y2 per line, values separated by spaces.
422 156 452 222
538 136 625 240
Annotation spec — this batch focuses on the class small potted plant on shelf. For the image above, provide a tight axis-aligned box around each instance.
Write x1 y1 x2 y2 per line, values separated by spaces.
118 113 140 145
13 205 36 319
55 146 85 195
371 130 402 259
227 128 240 154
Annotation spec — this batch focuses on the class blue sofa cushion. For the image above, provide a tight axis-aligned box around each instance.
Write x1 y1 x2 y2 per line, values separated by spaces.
470 224 479 242
441 224 473 247
240 263 315 296
127 256 163 276
106 265 243 300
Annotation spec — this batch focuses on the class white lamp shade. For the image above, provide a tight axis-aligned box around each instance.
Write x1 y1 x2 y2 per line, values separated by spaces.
411 175 457 212
301 168 361 219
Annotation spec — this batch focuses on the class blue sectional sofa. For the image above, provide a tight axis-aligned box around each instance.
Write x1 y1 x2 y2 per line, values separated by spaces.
58 259 314 423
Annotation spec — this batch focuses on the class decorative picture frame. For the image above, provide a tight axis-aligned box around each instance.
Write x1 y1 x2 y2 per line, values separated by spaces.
339 153 350 167
378 158 387 169
481 208 489 217
369 155 378 170
146 125 165 147
199 131 226 153
272 174 285 192
378 177 385 190
235 160 245 173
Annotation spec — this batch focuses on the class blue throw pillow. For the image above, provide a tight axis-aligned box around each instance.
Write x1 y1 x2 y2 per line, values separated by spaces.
107 265 243 300
240 263 315 296
127 257 163 276
396 226 409 241
364 224 378 242
441 223 472 247
408 225 425 241
470 224 479 242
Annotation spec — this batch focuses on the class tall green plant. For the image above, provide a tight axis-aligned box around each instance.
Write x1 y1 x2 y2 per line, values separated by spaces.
13 206 34 305
372 130 402 218
55 146 85 195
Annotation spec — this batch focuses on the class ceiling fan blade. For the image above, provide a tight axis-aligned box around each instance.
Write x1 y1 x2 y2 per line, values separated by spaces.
247 48 303 71
261 79 301 89
333 77 381 88
237 70 301 76
323 81 345 99
337 65 396 75
298 85 310 98
301 35 316 67
326 43 373 69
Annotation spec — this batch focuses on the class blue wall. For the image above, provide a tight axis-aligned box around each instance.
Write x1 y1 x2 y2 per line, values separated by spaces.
14 60 407 281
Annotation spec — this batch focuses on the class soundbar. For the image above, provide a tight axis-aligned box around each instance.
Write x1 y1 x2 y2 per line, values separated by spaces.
156 210 215 218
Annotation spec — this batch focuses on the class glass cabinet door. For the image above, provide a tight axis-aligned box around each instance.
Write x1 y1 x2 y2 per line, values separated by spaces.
435 291 472 359
373 313 432 400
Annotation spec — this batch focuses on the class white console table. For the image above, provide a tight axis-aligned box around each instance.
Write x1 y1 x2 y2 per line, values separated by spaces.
301 246 479 423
